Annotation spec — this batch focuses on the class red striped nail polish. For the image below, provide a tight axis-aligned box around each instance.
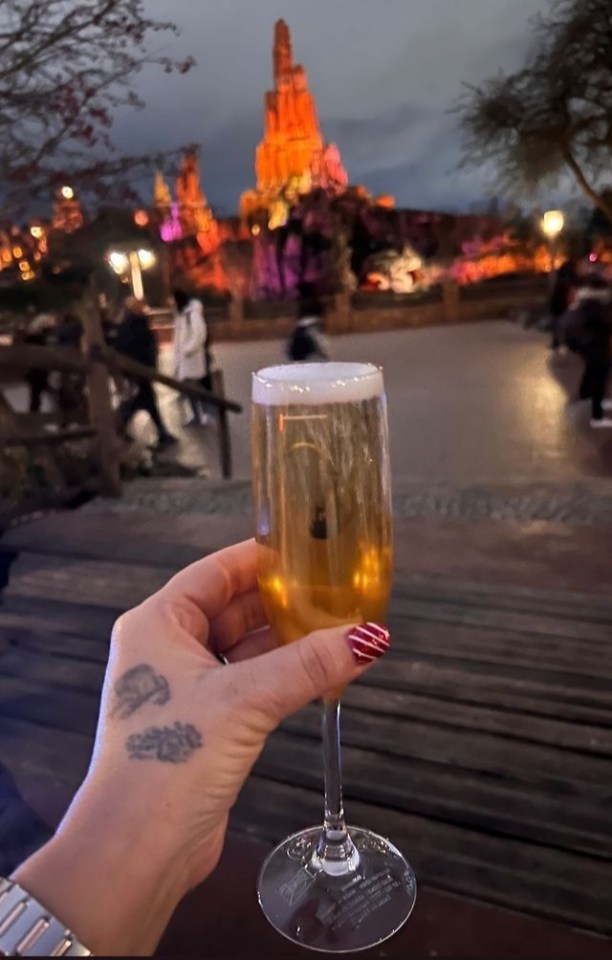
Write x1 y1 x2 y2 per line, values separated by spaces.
347 623 391 665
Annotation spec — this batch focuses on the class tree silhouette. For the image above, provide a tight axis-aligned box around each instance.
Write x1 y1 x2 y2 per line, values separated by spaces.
0 0 194 211
457 0 612 221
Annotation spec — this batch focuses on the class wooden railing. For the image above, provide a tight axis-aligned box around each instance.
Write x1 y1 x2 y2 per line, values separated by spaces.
0 307 242 517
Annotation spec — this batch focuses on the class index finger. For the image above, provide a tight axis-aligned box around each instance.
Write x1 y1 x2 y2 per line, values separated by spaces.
157 539 259 628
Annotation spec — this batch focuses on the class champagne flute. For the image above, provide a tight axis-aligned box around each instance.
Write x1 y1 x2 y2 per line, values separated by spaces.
251 362 416 953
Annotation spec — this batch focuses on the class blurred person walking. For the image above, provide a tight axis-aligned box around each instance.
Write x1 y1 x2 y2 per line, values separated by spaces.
172 289 212 426
287 283 329 363
562 275 612 427
115 297 177 448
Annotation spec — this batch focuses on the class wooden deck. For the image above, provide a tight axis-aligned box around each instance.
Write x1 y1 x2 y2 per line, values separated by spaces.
1 508 611 944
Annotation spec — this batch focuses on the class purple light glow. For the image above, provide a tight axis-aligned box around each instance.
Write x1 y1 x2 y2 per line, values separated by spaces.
160 204 183 242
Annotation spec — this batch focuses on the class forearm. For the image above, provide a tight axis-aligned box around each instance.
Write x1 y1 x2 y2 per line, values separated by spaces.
12 780 190 956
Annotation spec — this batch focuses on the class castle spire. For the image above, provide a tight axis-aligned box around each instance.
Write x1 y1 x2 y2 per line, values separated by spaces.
241 20 349 220
273 19 293 84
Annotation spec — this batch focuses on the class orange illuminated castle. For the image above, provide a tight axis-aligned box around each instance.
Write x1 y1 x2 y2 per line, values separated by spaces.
241 20 348 220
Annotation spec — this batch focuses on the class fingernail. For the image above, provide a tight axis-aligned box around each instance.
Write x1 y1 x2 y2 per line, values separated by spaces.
346 623 391 665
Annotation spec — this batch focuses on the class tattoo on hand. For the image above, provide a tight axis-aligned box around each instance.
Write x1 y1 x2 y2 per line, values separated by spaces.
126 722 203 763
110 664 170 719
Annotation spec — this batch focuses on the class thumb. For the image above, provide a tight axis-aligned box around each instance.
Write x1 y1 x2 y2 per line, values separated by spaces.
245 623 391 726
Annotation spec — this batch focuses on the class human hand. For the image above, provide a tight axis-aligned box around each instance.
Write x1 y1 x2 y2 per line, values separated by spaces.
13 539 391 955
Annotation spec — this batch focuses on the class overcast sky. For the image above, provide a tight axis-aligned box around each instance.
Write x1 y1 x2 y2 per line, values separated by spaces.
113 0 551 214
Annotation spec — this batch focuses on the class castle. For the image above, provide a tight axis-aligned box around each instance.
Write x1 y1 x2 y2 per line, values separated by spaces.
240 19 349 222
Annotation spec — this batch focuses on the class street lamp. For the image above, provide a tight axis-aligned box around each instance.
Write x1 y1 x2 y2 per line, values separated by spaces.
107 247 157 300
541 210 565 274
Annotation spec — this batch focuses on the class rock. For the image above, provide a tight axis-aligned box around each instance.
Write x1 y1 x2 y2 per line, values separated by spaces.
241 20 349 219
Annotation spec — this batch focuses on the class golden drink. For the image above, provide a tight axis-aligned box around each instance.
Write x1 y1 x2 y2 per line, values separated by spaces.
252 363 393 644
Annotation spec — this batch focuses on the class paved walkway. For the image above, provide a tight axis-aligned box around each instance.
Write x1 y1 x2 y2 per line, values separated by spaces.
6 321 611 485
163 320 612 483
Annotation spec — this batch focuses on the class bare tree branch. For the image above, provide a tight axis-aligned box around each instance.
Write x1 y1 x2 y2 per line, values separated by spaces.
0 0 195 210
455 0 612 221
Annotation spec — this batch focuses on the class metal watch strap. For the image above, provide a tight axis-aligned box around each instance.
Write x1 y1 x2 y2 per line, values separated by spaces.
0 879 92 957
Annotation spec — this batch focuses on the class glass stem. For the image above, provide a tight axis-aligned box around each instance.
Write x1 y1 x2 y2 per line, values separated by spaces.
314 697 358 874
322 697 346 835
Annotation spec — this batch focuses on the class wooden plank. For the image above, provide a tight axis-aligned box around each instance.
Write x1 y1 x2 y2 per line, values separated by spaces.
0 344 88 374
280 705 612 799
391 595 612 643
258 728 612 858
0 715 91 789
388 645 612 695
0 624 109 665
343 684 612 756
0 647 105 695
366 658 612 726
4 553 174 609
2 428 96 448
395 576 612 619
1 511 252 566
389 617 612 676
233 777 612 936
0 674 99 735
0 596 118 641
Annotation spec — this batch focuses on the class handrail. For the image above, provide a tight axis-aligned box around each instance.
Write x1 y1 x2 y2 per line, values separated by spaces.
0 344 88 374
1 427 97 448
0 343 243 415
97 346 243 414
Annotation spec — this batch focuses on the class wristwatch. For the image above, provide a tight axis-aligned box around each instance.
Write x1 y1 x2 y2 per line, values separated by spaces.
0 879 91 957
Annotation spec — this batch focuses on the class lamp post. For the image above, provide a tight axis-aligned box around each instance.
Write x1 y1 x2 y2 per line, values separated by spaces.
107 246 157 299
541 210 565 276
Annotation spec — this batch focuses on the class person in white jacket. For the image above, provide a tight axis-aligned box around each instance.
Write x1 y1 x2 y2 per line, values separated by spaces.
172 289 211 426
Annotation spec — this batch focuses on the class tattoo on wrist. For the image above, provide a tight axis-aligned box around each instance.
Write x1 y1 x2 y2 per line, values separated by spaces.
126 722 203 763
110 664 171 719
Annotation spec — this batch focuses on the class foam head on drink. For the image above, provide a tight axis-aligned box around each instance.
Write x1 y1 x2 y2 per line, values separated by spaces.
252 363 393 645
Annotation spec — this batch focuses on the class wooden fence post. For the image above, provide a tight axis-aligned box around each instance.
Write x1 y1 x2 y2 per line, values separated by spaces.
330 291 351 334
228 299 244 337
212 369 232 479
81 294 122 497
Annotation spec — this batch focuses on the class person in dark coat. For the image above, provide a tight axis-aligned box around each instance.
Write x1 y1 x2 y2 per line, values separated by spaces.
55 313 86 426
287 284 329 363
23 314 57 412
549 259 578 350
562 275 612 427
115 297 176 447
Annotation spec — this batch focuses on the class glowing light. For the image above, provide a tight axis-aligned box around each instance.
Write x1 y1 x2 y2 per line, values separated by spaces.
2 250 12 264
267 575 288 608
134 210 149 227
18 261 29 272
108 251 129 274
589 253 598 263
541 210 565 240
137 248 156 270
21 270 35 281
251 224 261 236
30 225 44 239
61 185 75 200
12 246 22 258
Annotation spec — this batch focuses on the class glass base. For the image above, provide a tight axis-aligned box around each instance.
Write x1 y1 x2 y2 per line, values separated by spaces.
257 826 417 953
